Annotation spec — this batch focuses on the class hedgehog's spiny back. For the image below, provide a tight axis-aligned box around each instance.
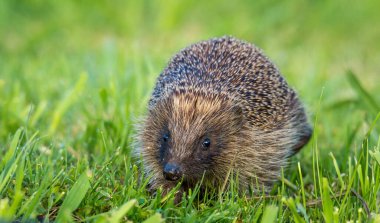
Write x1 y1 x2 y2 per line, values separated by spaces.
149 36 296 128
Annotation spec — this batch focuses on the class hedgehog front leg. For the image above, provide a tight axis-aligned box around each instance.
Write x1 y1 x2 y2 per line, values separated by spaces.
149 179 184 204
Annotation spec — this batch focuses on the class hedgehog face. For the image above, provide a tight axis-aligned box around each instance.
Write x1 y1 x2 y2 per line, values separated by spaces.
141 90 244 185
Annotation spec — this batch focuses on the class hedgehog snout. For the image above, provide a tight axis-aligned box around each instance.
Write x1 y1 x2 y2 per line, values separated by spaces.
163 162 182 181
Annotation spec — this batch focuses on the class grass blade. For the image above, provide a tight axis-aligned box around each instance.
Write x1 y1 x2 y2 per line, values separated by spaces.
0 128 22 169
56 171 91 222
261 205 278 223
142 213 164 223
322 178 334 223
49 73 87 135
108 199 137 223
330 153 345 190
20 168 52 220
369 150 380 166
347 70 379 113
282 197 305 223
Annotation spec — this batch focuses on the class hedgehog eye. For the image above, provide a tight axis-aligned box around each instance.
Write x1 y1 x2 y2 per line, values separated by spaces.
162 133 170 142
202 138 211 149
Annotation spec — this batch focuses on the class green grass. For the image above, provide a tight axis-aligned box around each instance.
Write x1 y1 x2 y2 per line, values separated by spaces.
1 0 380 222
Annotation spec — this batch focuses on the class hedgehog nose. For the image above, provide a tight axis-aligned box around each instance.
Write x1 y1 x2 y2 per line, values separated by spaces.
163 163 182 181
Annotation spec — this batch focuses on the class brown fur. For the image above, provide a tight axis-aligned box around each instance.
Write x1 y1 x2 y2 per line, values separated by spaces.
136 36 312 200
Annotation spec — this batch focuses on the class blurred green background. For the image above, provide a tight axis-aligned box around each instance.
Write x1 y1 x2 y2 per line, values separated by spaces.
1 1 380 221
1 0 379 155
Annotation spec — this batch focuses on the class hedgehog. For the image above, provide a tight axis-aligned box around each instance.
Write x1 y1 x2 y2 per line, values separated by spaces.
137 36 312 202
